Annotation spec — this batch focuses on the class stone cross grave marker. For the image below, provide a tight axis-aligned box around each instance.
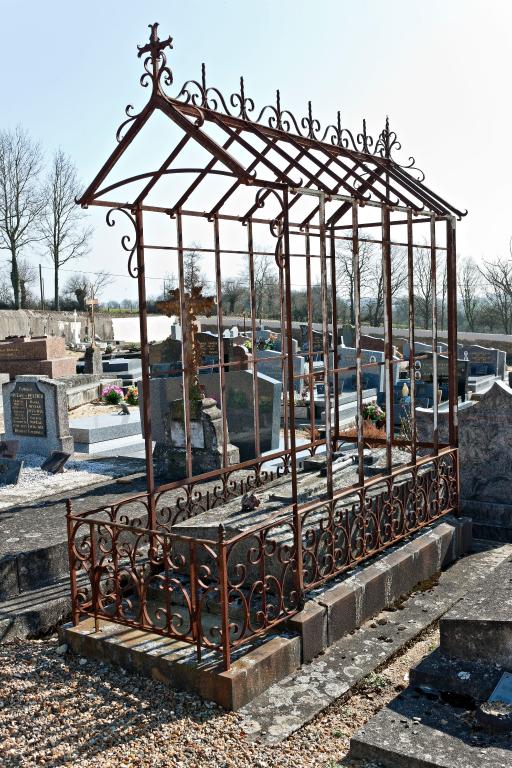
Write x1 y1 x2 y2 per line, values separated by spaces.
2 376 73 455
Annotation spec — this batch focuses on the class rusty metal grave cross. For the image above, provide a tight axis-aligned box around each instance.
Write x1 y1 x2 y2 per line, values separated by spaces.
156 286 216 389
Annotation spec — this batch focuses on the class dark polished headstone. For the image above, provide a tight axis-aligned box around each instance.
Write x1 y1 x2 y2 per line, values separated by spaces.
41 451 72 474
0 457 23 486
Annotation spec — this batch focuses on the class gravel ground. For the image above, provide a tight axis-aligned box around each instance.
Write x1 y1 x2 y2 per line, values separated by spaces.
0 626 439 768
0 452 140 511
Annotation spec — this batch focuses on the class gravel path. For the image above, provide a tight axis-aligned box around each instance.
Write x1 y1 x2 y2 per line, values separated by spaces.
0 626 439 768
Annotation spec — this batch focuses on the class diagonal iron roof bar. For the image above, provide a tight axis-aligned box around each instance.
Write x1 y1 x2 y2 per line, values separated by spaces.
284 133 359 190
168 129 242 215
207 138 277 218
306 165 388 229
133 134 191 206
209 113 300 188
156 95 254 183
248 123 336 195
78 103 154 205
370 157 446 216
241 144 316 222
390 162 466 218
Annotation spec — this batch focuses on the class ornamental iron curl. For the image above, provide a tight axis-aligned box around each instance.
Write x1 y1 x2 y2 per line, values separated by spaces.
106 207 139 278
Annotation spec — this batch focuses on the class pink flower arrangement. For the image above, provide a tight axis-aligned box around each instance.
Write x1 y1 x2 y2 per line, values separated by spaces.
102 384 124 404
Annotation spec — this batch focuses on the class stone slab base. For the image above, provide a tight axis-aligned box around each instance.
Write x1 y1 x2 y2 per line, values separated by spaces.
440 555 512 666
350 687 512 768
410 647 504 703
59 618 301 710
288 516 472 662
463 498 512 542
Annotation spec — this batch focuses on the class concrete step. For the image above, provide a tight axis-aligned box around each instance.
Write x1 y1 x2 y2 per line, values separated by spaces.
0 574 78 642
440 556 512 666
238 540 512 744
350 686 511 768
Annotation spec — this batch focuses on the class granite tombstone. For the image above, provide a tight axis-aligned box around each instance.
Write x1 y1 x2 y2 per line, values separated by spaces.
2 375 73 455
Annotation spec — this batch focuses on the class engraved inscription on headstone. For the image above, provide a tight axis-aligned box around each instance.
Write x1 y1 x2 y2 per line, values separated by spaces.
10 381 47 437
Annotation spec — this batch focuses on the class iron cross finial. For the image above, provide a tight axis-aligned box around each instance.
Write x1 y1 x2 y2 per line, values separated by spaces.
137 22 173 60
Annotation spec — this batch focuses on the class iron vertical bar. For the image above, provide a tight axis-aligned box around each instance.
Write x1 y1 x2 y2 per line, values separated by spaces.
135 206 156 528
176 211 193 479
352 202 365 486
431 215 439 456
247 219 261 458
217 525 231 671
407 210 417 466
282 187 303 598
319 192 333 499
213 216 229 467
446 216 458 448
330 225 340 449
65 500 79 626
278 234 289 456
381 205 393 472
305 227 316 450
90 520 99 633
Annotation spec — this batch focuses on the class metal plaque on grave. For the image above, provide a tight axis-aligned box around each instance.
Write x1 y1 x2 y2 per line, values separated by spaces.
10 381 47 437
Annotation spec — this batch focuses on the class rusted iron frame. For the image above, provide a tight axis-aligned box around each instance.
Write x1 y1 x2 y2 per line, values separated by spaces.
326 230 448 252
169 130 242 214
241 146 313 222
207 139 276 217
66 500 79 625
134 134 191 206
282 187 303 601
334 216 437 232
430 215 439 457
372 158 447 217
303 164 388 230
352 202 365 486
392 162 466 219
320 151 406 210
278 234 290 455
407 210 417 467
304 226 316 451
92 168 242 203
213 215 229 467
247 219 261 456
381 205 393 471
135 206 156 525
249 123 336 195
329 224 340 449
175 210 193 479
188 540 202 660
285 134 353 190
217 524 231 670
155 96 254 184
78 103 154 205
317 191 333 499
209 113 300 188
446 216 458 447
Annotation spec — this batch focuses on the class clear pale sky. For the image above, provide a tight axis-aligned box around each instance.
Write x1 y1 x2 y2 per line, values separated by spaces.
2 0 511 301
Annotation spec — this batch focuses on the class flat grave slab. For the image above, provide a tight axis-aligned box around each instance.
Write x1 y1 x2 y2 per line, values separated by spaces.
70 412 141 444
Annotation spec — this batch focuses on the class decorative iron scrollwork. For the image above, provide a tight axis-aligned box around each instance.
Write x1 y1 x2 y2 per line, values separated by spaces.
106 207 139 278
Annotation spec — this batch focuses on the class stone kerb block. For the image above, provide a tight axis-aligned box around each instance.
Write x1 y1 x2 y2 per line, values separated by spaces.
2 375 73 455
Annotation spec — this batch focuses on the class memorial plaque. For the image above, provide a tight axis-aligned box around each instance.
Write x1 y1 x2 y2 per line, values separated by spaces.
10 381 47 437
0 457 23 486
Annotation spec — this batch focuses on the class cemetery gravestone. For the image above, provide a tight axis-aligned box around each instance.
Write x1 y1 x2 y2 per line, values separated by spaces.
0 335 76 379
2 376 73 455
463 345 501 378
336 347 397 392
0 457 23 486
254 347 304 393
144 370 281 461
413 354 468 402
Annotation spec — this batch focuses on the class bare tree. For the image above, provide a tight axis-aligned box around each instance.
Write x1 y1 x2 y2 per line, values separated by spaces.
0 126 44 309
63 270 113 310
239 253 279 320
17 257 37 309
222 277 246 314
41 150 91 310
458 257 480 331
183 246 206 292
336 235 374 324
478 249 512 334
365 245 408 327
413 243 433 329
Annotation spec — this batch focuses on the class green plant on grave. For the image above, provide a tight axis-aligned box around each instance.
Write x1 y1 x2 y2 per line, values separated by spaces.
102 384 124 404
125 385 139 406
364 672 389 691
